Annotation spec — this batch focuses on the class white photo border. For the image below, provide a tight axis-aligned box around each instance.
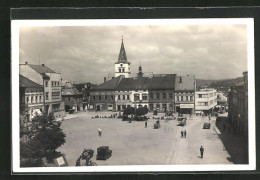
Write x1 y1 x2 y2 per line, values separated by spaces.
12 18 255 173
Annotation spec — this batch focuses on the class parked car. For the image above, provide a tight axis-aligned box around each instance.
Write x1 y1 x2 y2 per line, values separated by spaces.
81 148 94 159
203 123 211 129
96 146 112 160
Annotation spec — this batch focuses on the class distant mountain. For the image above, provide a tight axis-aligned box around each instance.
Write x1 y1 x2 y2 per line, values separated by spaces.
196 77 244 90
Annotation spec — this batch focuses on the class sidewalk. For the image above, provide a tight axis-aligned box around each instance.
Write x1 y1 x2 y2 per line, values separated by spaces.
215 118 248 164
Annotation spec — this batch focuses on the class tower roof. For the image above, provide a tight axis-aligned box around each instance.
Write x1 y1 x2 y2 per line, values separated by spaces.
117 39 127 62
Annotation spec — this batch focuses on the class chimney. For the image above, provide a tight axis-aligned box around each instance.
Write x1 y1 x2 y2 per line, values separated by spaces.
42 64 45 66
104 77 107 83
25 62 28 65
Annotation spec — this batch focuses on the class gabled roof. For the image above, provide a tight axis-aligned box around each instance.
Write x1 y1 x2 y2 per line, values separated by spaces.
175 75 195 91
27 64 56 74
117 39 127 63
149 74 176 90
116 77 152 91
93 76 123 91
19 75 43 88
62 87 82 96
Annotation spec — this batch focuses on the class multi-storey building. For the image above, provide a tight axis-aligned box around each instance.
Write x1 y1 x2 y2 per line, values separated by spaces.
174 75 196 114
19 63 65 118
148 74 176 112
228 71 248 137
115 77 151 111
19 75 44 121
195 88 217 115
89 76 124 111
62 82 83 112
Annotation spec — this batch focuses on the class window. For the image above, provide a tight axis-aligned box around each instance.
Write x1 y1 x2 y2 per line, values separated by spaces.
118 95 121 100
150 93 153 99
52 92 60 99
190 96 193 101
105 95 107 100
181 96 183 101
156 93 160 99
52 81 54 87
122 68 125 72
39 96 42 102
111 95 114 100
93 96 95 100
119 69 121 72
57 81 59 86
26 97 29 104
127 95 130 100
186 96 189 101
198 94 208 98
169 93 173 99
68 97 70 101
134 94 140 101
46 92 49 100
142 94 148 100
163 93 166 99
177 96 179 101
123 95 125 100
45 81 48 87
99 95 101 100
35 96 38 103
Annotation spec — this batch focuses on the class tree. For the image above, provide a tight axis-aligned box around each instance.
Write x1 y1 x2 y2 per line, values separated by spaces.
123 107 135 116
20 113 66 166
135 107 148 119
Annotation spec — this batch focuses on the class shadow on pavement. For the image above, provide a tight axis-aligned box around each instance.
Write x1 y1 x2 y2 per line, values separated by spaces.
216 118 248 164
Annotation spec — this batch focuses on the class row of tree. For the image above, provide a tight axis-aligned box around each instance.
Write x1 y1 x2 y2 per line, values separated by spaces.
123 107 149 120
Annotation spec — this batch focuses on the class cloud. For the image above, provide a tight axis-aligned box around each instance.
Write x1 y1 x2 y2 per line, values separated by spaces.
19 23 248 84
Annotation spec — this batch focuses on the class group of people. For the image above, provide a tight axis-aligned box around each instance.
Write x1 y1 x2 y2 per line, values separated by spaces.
181 129 187 138
92 114 117 119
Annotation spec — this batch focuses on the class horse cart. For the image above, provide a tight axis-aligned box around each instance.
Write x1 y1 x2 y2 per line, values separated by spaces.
76 148 97 166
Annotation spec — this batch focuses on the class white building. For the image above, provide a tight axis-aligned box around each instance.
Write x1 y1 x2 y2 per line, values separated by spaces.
114 38 131 78
20 62 65 119
195 88 217 115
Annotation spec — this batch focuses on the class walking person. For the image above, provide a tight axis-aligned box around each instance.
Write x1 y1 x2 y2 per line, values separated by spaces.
200 146 204 158
181 130 183 138
98 128 102 137
184 130 187 138
145 120 147 128
209 115 211 122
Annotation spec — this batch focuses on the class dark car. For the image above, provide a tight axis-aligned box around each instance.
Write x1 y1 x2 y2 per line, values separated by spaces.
96 146 112 160
203 123 211 129
81 148 94 159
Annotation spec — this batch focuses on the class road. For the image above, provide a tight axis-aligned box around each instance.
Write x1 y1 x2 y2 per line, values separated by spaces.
57 111 233 166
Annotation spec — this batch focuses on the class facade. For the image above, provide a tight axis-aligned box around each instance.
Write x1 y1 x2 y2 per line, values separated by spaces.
175 75 196 114
19 75 44 121
114 39 131 78
115 77 151 111
228 71 248 138
195 88 217 115
19 63 65 118
148 74 176 112
62 82 83 112
89 76 124 111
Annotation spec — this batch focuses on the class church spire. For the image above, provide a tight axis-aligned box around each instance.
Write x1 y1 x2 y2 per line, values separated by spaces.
118 36 127 62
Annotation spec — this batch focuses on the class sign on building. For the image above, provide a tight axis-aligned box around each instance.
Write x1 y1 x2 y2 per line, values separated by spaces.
180 104 194 108
54 155 68 167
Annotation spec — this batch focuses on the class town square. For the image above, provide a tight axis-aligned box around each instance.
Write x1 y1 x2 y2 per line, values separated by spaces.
14 19 253 171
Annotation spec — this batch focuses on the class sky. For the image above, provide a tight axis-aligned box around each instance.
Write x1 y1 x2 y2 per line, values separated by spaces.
19 23 248 84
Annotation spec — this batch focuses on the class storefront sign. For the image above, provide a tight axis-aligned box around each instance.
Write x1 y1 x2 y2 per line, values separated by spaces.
180 104 194 108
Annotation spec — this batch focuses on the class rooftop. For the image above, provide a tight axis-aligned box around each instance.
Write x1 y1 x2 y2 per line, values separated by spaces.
19 75 43 88
175 75 195 91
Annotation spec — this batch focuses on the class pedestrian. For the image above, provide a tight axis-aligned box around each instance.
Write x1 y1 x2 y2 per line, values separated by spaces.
145 121 147 128
184 130 187 138
181 130 183 138
98 128 102 137
209 115 211 122
200 146 204 158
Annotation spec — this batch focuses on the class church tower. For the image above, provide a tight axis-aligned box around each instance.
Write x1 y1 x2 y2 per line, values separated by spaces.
114 37 131 78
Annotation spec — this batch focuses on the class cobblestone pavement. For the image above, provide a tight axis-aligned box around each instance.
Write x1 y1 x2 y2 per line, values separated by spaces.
57 111 233 166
